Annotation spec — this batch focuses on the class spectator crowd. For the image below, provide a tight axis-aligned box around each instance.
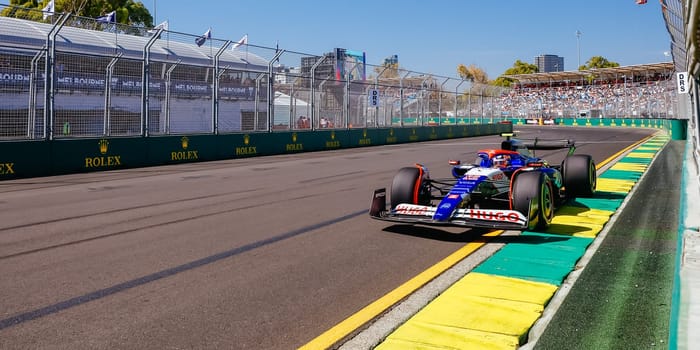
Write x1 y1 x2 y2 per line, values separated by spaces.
495 78 675 119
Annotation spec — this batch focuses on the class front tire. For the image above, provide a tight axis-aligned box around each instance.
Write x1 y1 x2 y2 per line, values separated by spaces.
511 171 554 231
390 167 430 208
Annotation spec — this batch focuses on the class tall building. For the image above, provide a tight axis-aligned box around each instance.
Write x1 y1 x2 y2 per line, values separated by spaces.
273 65 301 84
300 48 366 80
535 54 564 72
383 54 398 66
300 53 335 78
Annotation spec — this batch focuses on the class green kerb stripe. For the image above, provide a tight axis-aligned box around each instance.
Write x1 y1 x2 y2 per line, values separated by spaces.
473 232 594 286
599 169 644 180
618 157 653 164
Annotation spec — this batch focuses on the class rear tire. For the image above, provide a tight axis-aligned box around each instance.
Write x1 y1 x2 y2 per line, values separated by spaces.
563 154 596 198
511 171 554 231
390 167 430 208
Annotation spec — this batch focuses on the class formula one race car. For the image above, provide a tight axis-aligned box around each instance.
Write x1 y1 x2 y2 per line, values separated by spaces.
369 133 596 231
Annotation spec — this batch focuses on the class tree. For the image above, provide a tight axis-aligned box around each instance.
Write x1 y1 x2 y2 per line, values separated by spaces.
492 60 538 87
2 0 153 27
456 64 488 84
578 56 620 71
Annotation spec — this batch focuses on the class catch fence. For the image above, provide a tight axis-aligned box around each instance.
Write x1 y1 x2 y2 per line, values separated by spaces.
0 4 678 141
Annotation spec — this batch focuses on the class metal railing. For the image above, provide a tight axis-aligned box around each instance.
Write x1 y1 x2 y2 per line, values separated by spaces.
0 4 681 141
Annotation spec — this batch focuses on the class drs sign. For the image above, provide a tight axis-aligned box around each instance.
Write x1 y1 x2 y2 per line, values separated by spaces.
368 89 380 107
677 72 689 94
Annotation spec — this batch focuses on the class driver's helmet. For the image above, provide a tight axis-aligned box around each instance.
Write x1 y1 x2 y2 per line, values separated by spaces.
492 154 511 168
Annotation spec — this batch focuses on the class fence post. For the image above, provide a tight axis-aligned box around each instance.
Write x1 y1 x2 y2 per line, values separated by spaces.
468 85 473 122
267 49 285 132
455 80 465 123
212 41 231 134
254 73 265 131
344 61 359 128
288 76 300 128
438 78 448 126
164 60 180 135
43 13 69 140
103 53 122 136
28 49 45 139
399 70 410 127
310 55 329 129
374 66 389 127
420 76 429 126
141 28 163 137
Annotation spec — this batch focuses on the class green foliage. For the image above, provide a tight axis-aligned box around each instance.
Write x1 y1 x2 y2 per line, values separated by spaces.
457 64 488 84
578 56 620 70
1 0 152 27
490 60 538 87
492 76 514 87
1 0 44 21
490 57 619 87
504 60 539 75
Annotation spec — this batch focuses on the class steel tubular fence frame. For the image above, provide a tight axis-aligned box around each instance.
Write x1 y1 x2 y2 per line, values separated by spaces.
0 4 684 141
44 13 69 140
104 52 122 136
27 48 45 139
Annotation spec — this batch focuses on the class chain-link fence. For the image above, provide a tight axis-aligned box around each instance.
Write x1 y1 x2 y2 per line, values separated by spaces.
0 4 511 140
0 3 681 141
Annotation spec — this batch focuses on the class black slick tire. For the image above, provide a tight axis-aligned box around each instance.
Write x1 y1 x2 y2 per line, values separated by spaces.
563 154 596 198
391 167 429 208
511 171 554 231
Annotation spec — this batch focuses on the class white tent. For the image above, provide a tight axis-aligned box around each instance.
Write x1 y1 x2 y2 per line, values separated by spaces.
273 91 310 127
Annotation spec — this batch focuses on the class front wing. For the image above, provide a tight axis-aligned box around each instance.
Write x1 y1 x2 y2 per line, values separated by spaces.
369 189 529 230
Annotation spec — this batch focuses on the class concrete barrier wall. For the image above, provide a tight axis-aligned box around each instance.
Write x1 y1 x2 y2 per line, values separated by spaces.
405 117 687 140
0 119 687 181
0 124 510 180
507 117 686 141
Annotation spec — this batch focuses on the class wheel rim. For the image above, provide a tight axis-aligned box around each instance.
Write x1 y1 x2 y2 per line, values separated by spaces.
541 181 553 221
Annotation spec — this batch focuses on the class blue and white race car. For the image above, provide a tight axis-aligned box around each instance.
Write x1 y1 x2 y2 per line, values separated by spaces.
369 133 596 231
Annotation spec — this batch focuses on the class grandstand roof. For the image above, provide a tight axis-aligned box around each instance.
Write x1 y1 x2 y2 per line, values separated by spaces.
0 16 268 70
505 62 674 84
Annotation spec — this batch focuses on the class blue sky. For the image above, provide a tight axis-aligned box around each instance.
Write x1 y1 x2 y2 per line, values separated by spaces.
147 0 671 79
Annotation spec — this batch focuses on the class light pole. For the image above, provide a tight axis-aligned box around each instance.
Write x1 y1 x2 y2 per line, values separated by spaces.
576 30 582 69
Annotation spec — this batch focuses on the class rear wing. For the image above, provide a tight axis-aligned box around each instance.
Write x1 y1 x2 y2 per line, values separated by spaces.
501 133 576 155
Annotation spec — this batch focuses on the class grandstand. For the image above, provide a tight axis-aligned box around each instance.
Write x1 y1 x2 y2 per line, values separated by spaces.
500 63 676 120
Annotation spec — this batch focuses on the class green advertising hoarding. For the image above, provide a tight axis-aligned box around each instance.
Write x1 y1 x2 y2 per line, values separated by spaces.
2 118 689 180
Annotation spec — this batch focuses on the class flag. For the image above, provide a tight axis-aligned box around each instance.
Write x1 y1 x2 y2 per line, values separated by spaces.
42 0 54 20
231 34 248 50
636 0 647 4
195 28 211 47
96 11 116 23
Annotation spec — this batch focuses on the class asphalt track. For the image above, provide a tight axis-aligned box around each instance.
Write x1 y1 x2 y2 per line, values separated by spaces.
0 126 657 349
